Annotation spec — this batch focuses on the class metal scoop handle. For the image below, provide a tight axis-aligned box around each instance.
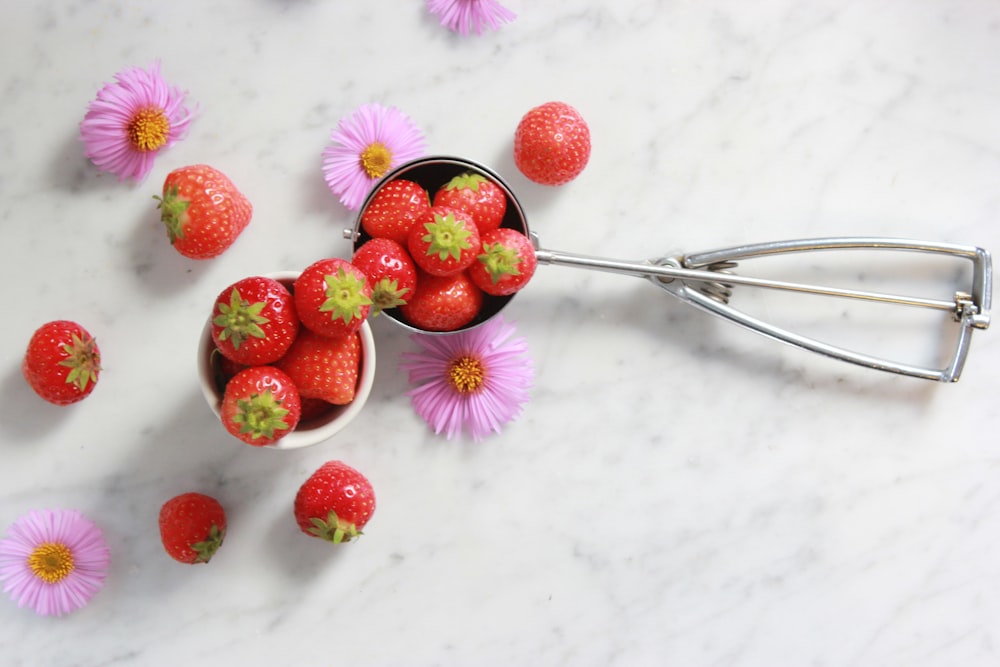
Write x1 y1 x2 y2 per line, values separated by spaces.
536 237 992 382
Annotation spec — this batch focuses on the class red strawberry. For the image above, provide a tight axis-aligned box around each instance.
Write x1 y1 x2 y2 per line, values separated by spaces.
275 328 361 405
360 178 431 244
294 460 375 544
468 228 538 296
294 258 372 338
155 164 252 259
211 276 299 365
400 270 484 332
220 366 302 446
351 238 417 315
407 205 481 277
432 172 507 234
22 320 101 405
159 492 227 564
513 101 591 186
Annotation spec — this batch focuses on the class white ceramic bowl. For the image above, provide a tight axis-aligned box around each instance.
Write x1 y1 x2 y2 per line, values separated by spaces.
197 271 376 449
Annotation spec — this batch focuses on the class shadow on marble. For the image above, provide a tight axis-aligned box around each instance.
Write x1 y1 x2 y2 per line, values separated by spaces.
48 128 134 195
296 160 356 232
258 501 351 584
510 277 941 406
125 205 218 297
0 365 71 442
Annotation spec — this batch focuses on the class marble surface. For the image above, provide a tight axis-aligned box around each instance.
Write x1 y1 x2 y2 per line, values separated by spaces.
1 1 999 665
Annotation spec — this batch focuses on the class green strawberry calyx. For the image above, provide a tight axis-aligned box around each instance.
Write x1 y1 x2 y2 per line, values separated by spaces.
191 523 226 563
320 268 373 324
369 277 410 315
477 242 522 283
213 288 269 350
444 172 487 192
154 186 191 243
59 332 101 391
422 212 473 262
307 509 361 544
232 390 291 440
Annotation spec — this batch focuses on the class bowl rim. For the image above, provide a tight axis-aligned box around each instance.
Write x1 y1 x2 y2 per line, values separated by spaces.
197 270 376 450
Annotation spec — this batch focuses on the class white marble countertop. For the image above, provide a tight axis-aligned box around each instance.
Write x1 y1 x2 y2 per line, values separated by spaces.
2 1 999 665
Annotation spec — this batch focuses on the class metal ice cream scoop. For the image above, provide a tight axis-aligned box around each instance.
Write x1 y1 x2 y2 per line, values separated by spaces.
345 156 992 382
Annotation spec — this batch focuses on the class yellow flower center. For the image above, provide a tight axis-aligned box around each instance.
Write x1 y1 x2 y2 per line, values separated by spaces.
359 142 393 178
28 542 75 584
448 356 486 394
127 107 170 152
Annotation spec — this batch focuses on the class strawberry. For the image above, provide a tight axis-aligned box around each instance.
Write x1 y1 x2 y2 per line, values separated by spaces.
513 101 591 186
211 276 299 365
360 178 431 244
155 164 252 259
400 270 484 332
275 328 361 405
432 172 507 234
22 320 101 405
407 205 481 277
351 238 417 315
294 258 372 338
220 366 302 446
468 228 538 296
159 492 227 564
294 460 375 544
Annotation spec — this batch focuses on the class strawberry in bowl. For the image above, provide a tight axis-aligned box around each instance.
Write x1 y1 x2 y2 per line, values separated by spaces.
197 271 376 449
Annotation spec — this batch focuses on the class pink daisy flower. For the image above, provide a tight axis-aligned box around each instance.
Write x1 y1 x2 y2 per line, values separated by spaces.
79 62 195 182
0 509 111 617
400 316 533 441
321 103 427 211
427 0 516 36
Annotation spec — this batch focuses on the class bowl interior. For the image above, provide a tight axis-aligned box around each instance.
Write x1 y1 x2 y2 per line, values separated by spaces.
197 271 376 450
350 156 531 334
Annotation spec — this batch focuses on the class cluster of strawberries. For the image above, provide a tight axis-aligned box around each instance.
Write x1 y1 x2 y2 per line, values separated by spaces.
159 460 376 564
207 259 373 447
356 171 537 332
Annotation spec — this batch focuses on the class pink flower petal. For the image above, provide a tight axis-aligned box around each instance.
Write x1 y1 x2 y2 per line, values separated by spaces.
427 0 516 36
0 509 110 617
401 316 533 441
79 62 196 182
322 103 427 211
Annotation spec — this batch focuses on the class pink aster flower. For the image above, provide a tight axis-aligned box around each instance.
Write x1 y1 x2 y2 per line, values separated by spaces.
427 0 516 36
79 62 195 182
321 103 427 211
400 316 533 441
0 509 111 617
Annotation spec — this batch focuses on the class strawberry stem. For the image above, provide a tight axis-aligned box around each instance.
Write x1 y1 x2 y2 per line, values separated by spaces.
154 186 191 243
477 242 522 283
369 277 410 315
191 523 226 563
422 211 473 261
58 332 101 391
213 288 269 350
320 268 372 324
307 510 360 544
232 390 291 440
444 172 487 192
